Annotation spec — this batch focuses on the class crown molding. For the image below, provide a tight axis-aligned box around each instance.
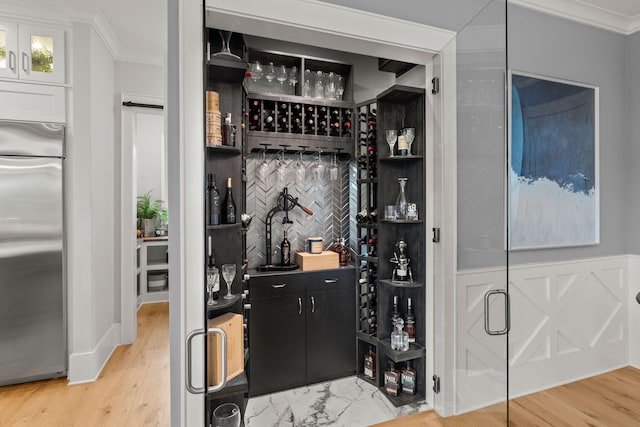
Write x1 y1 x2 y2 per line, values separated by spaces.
511 0 640 35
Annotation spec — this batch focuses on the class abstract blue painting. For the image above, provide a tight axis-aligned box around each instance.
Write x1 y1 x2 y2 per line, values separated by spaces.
510 73 599 249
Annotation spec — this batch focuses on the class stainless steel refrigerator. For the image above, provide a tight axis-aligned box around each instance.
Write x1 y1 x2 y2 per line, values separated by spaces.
0 120 66 385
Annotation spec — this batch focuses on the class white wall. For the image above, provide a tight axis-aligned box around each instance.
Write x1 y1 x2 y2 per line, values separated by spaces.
115 61 164 98
67 22 119 384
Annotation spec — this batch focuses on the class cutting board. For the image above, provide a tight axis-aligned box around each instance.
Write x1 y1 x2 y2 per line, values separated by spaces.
208 312 244 385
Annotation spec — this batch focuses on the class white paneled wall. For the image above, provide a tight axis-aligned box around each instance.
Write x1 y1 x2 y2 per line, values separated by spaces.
456 256 630 414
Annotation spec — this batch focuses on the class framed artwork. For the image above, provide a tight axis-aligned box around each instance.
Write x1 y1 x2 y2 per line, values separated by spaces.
509 72 599 250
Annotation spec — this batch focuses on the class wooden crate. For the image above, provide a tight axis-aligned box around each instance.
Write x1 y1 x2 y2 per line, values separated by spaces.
296 251 339 271
208 312 244 385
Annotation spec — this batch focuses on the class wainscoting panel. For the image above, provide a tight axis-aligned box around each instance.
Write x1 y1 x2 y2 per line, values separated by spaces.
456 256 628 414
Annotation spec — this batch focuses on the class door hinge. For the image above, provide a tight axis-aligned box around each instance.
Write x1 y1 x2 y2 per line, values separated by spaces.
433 374 441 394
432 227 440 243
432 77 440 94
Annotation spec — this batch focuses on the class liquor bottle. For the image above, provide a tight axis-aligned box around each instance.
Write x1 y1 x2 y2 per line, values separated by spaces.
391 318 409 352
406 297 416 343
391 295 401 331
364 346 376 380
223 177 236 224
206 240 220 302
206 174 221 225
281 230 291 266
397 132 408 156
401 361 417 395
384 361 401 396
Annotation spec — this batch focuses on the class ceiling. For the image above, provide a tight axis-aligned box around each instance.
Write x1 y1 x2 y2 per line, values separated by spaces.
13 0 640 65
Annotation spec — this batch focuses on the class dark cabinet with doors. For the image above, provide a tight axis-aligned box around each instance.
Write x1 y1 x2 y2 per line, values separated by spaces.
249 267 356 396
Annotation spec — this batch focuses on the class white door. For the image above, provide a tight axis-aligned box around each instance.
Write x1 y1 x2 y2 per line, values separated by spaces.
0 20 18 79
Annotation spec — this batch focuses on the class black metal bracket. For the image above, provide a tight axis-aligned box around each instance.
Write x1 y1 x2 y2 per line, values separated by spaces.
433 374 440 394
432 77 440 95
432 227 440 243
636 292 640 304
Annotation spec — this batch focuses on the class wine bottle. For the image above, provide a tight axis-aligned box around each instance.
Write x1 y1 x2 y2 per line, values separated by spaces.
207 237 220 301
292 117 302 133
397 133 408 156
391 295 401 330
264 114 275 132
278 116 289 133
223 177 236 224
281 230 291 266
406 297 416 343
207 174 221 225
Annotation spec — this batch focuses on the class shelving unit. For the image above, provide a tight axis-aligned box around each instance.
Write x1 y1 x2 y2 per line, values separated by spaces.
136 238 169 307
204 26 249 423
355 86 427 407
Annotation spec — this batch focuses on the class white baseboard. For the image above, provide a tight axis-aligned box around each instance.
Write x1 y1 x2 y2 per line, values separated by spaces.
68 323 122 385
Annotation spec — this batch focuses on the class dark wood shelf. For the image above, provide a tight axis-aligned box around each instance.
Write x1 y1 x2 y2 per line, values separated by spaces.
379 389 425 408
206 371 248 400
379 279 424 289
379 155 424 162
377 85 425 104
356 223 378 229
207 223 243 231
246 131 354 155
247 92 353 108
357 178 378 184
206 144 242 155
356 331 379 345
380 219 423 224
207 57 247 84
379 340 426 363
356 372 379 388
206 294 242 317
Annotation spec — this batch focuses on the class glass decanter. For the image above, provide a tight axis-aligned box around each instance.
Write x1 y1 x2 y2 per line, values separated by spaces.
390 318 409 352
395 177 408 220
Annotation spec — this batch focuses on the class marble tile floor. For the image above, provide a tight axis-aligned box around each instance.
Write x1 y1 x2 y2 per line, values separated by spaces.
244 376 429 427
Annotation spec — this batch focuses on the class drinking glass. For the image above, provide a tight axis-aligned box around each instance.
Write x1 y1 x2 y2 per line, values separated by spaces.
250 61 263 92
289 66 298 95
257 145 269 182
312 150 325 181
221 264 236 300
329 151 338 181
325 71 336 100
335 75 344 100
295 148 306 181
314 71 325 99
277 148 287 188
212 402 241 427
401 128 415 155
264 62 276 92
385 130 397 157
206 279 216 306
212 31 241 60
303 69 312 97
276 65 288 93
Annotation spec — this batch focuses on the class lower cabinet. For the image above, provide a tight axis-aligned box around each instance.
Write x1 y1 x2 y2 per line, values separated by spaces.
249 267 355 396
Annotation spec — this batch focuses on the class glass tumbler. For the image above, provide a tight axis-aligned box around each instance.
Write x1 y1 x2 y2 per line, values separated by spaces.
212 403 241 427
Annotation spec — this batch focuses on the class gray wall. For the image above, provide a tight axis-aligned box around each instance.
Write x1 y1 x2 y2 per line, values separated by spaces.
626 32 640 254
507 6 628 266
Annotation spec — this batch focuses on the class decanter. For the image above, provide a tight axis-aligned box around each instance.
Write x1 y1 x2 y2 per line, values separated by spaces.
395 177 408 220
391 318 409 352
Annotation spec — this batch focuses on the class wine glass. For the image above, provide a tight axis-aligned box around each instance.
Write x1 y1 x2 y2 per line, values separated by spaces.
257 144 270 182
325 71 336 100
385 130 397 157
212 403 241 427
295 146 307 181
250 61 263 92
221 264 236 300
289 66 298 95
329 151 338 181
206 279 216 306
212 31 241 60
276 65 288 93
264 62 276 92
277 147 288 188
401 128 415 156
314 71 325 99
335 75 344 100
312 149 325 181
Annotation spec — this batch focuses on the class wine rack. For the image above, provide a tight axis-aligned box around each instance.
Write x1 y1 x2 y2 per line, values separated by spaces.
355 87 427 407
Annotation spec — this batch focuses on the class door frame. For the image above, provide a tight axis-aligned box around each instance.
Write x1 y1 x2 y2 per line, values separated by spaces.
169 1 458 424
119 93 165 345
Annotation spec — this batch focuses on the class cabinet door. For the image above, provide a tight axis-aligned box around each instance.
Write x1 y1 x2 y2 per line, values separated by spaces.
18 24 65 84
249 294 306 396
0 20 18 79
306 281 356 382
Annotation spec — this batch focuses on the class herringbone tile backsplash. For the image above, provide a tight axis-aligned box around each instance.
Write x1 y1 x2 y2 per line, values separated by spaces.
246 153 355 269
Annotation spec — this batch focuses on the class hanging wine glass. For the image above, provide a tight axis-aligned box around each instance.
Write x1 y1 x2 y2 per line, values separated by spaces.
289 66 299 95
221 263 236 300
295 146 307 182
385 129 397 157
264 62 276 92
329 151 338 181
257 144 270 182
212 31 241 60
276 65 288 93
312 149 325 181
277 146 288 188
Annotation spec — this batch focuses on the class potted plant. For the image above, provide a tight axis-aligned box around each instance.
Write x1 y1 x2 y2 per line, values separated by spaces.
137 191 168 237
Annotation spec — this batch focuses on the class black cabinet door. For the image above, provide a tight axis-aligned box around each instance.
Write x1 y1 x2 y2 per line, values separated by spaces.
306 285 355 383
249 294 306 396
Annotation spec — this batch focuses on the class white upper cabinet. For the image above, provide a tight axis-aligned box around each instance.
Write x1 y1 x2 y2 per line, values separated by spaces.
0 19 66 84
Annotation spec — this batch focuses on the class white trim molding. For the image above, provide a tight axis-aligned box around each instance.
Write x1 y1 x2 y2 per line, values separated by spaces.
511 0 640 35
628 255 640 368
67 323 121 385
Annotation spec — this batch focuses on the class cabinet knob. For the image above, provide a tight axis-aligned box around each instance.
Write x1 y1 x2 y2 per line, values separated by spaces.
244 303 252 310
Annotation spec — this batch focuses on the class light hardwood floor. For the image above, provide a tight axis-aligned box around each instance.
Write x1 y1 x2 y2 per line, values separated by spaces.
3 302 640 426
375 366 640 427
0 302 169 426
